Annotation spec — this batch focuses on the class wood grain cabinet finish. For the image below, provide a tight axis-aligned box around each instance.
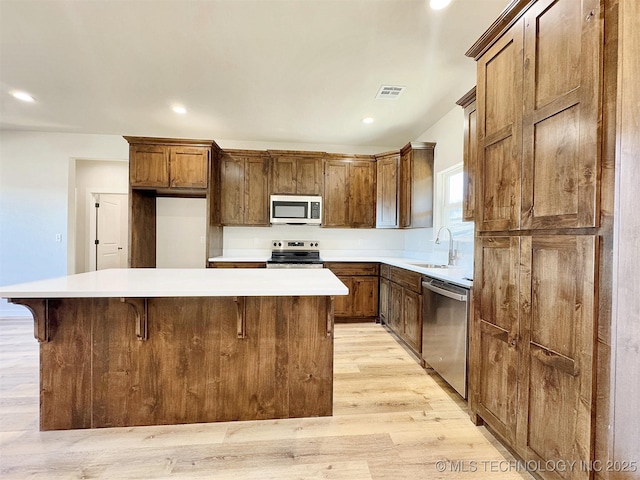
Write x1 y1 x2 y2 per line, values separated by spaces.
467 1 609 475
474 0 601 233
385 266 423 356
208 262 267 268
128 142 209 190
325 263 379 322
520 0 601 230
399 142 435 229
375 151 400 228
125 137 221 268
220 150 270 226
378 264 391 324
270 151 324 195
472 235 597 475
474 19 524 232
323 156 376 228
457 88 477 222
19 295 334 430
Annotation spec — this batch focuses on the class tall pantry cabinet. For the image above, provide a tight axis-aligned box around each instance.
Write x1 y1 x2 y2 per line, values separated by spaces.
467 1 626 479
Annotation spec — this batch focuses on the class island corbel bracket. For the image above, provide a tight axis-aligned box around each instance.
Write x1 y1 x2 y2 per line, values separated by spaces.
120 297 148 341
234 296 246 339
326 296 334 337
9 298 50 342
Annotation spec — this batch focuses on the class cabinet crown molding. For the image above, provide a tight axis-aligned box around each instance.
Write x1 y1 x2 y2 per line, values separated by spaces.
465 0 536 60
124 136 220 151
456 87 477 108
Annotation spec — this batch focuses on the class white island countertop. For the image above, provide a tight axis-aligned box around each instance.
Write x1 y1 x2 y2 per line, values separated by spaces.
0 268 349 299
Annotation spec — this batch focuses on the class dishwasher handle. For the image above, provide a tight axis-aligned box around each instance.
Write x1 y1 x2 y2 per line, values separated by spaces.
422 280 468 302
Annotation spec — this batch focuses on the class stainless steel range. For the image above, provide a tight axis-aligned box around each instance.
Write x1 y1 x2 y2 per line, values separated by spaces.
266 240 323 268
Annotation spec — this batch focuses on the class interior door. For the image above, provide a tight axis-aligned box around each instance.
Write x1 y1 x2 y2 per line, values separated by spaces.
96 193 128 270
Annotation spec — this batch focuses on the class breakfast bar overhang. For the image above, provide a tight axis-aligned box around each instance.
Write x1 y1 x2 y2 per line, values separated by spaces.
0 268 348 431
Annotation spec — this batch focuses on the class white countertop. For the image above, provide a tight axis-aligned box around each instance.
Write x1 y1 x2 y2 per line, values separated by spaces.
208 255 473 288
0 268 349 299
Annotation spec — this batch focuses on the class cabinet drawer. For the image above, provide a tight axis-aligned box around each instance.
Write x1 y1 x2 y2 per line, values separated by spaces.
389 266 422 293
380 264 391 279
324 262 379 276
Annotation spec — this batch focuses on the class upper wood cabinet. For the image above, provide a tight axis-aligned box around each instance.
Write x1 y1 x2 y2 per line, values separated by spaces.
375 151 400 228
520 0 601 230
399 142 435 228
323 156 376 228
126 137 211 191
457 88 477 222
269 151 324 195
220 150 270 226
474 20 524 232
472 0 601 232
125 137 220 268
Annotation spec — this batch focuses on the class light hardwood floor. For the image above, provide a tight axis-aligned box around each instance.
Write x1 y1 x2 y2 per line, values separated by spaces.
0 317 532 479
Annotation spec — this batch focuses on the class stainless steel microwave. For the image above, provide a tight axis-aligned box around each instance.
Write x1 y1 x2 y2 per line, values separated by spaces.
270 195 322 225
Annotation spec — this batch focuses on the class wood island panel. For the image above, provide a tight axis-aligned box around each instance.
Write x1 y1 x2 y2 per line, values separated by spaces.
15 295 334 431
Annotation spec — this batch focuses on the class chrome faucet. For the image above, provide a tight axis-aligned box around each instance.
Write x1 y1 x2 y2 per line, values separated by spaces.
435 226 457 266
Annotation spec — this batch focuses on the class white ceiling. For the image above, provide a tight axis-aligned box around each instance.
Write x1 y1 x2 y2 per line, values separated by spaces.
0 0 508 149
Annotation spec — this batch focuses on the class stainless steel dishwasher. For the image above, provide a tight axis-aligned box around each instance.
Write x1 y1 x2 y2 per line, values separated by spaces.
421 277 470 399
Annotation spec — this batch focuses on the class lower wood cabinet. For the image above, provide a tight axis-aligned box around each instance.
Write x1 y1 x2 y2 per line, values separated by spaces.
379 264 390 324
325 263 379 322
471 235 597 476
384 265 423 356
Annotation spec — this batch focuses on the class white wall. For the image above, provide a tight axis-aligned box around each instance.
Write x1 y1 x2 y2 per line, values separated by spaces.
408 105 474 274
156 197 207 268
0 131 129 315
74 160 129 273
222 226 406 258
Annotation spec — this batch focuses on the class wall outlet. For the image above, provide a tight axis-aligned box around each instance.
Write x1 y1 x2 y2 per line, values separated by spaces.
55 234 62 243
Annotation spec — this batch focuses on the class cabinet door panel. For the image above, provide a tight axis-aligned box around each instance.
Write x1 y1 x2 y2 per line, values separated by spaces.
376 154 399 228
400 150 411 228
389 282 403 334
349 161 376 227
471 236 519 443
220 155 245 225
352 277 379 318
521 0 601 230
130 145 169 188
244 157 269 225
402 289 421 353
271 157 297 194
517 235 596 474
379 277 389 324
476 21 523 232
296 158 323 195
323 161 349 227
170 147 209 188
463 101 477 221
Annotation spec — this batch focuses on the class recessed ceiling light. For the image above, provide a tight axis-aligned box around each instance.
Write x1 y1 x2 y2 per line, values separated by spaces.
172 106 187 114
362 117 375 124
430 0 452 10
11 91 35 102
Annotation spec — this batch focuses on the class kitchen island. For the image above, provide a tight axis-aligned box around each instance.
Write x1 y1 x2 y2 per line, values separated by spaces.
0 269 348 431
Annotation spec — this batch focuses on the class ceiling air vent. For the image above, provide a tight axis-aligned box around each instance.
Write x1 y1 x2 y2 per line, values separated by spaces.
375 85 405 99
